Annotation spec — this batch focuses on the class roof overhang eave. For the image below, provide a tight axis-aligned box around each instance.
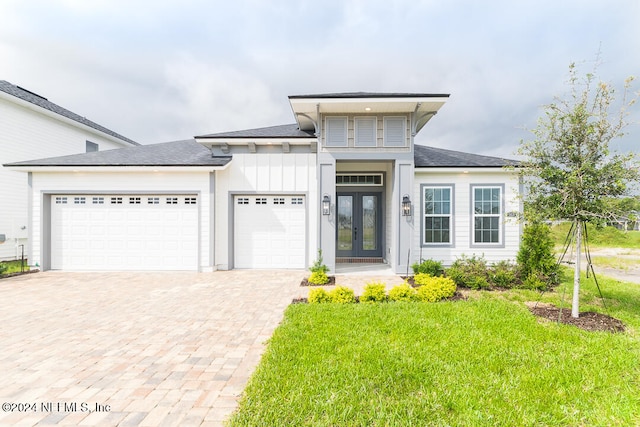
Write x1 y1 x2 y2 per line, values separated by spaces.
5 164 232 173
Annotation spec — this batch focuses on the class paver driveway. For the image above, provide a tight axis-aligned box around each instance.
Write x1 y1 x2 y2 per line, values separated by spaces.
0 270 306 426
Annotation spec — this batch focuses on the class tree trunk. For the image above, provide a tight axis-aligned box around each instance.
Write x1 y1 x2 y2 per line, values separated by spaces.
572 220 582 318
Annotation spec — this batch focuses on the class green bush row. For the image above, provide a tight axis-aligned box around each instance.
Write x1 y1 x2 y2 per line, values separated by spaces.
409 221 559 291
309 276 457 304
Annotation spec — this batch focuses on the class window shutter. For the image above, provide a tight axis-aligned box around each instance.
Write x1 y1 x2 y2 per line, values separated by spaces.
355 118 376 147
326 117 347 147
384 117 405 147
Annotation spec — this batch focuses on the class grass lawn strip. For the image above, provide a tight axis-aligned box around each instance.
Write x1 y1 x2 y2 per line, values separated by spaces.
229 284 640 426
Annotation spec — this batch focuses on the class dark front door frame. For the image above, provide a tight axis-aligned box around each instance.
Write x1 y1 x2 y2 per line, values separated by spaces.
336 191 383 258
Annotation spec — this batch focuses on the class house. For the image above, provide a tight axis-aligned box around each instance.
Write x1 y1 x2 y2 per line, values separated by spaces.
6 92 520 273
0 81 138 261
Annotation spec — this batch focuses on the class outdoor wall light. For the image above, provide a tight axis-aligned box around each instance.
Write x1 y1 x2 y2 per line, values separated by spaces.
322 194 331 215
402 195 412 217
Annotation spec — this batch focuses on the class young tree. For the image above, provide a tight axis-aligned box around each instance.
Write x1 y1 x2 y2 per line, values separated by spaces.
518 60 639 318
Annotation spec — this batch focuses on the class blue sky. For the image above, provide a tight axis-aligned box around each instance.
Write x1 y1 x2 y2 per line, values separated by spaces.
1 0 638 157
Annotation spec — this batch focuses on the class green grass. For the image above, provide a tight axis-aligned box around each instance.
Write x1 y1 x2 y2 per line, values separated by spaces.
0 259 30 275
551 222 640 249
228 272 640 426
592 256 639 270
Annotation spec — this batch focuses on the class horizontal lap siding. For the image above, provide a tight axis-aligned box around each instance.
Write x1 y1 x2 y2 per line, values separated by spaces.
413 170 521 266
0 97 131 260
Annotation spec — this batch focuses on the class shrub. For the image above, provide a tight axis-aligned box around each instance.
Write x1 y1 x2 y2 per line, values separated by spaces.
361 282 387 303
308 288 331 303
415 276 457 302
489 260 520 288
520 272 548 291
411 259 444 276
413 273 432 286
388 283 417 302
446 254 490 290
308 271 329 285
309 249 329 275
329 286 356 304
0 262 7 276
517 221 558 284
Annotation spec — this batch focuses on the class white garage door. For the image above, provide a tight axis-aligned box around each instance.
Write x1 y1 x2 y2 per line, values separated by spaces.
51 195 198 271
234 195 306 269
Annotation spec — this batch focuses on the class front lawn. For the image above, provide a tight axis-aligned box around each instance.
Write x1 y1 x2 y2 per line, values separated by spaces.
228 274 640 426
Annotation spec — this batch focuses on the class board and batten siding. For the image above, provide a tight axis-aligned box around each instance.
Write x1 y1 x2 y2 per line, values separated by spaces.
29 171 212 270
214 152 318 270
412 169 521 266
0 96 132 260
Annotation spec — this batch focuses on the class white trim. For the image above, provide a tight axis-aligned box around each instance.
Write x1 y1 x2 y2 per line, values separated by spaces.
6 165 230 172
471 184 504 247
421 184 454 247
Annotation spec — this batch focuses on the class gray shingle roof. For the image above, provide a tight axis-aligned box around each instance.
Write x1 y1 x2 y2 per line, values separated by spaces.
0 80 139 146
6 139 231 167
289 92 450 99
196 124 315 139
414 144 519 168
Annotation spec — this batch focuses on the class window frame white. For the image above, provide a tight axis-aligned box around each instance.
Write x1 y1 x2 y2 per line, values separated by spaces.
421 184 454 247
471 184 505 247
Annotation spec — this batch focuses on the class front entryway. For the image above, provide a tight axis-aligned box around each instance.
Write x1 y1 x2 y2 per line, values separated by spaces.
336 192 382 258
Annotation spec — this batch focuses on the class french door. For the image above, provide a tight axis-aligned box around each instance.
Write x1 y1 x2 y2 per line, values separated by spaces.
336 192 382 258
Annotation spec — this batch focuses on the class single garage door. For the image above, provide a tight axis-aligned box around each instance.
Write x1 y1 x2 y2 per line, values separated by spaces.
234 195 306 269
51 194 198 271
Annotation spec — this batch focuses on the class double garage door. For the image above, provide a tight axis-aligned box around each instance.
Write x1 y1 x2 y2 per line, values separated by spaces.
51 194 198 271
234 195 306 269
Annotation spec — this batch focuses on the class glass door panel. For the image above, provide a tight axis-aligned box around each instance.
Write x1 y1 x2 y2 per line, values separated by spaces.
337 195 353 252
336 192 382 258
362 195 377 251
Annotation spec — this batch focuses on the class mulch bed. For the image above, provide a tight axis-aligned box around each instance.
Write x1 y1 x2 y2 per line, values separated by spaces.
0 269 40 280
528 303 625 333
300 276 336 287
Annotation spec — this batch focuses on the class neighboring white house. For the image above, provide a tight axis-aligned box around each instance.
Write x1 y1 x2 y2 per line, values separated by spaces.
0 81 138 261
7 92 521 273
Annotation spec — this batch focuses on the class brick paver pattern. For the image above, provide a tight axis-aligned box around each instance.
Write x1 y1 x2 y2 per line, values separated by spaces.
0 270 307 426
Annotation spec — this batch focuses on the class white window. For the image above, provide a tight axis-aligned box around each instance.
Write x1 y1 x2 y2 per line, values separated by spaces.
354 117 376 147
383 117 406 147
273 197 285 205
147 197 159 204
256 198 267 205
166 197 178 205
325 117 348 147
185 197 197 205
129 197 141 205
472 186 503 245
291 197 304 205
92 197 104 204
74 197 86 205
110 197 123 205
423 186 453 245
55 196 67 204
237 197 249 205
